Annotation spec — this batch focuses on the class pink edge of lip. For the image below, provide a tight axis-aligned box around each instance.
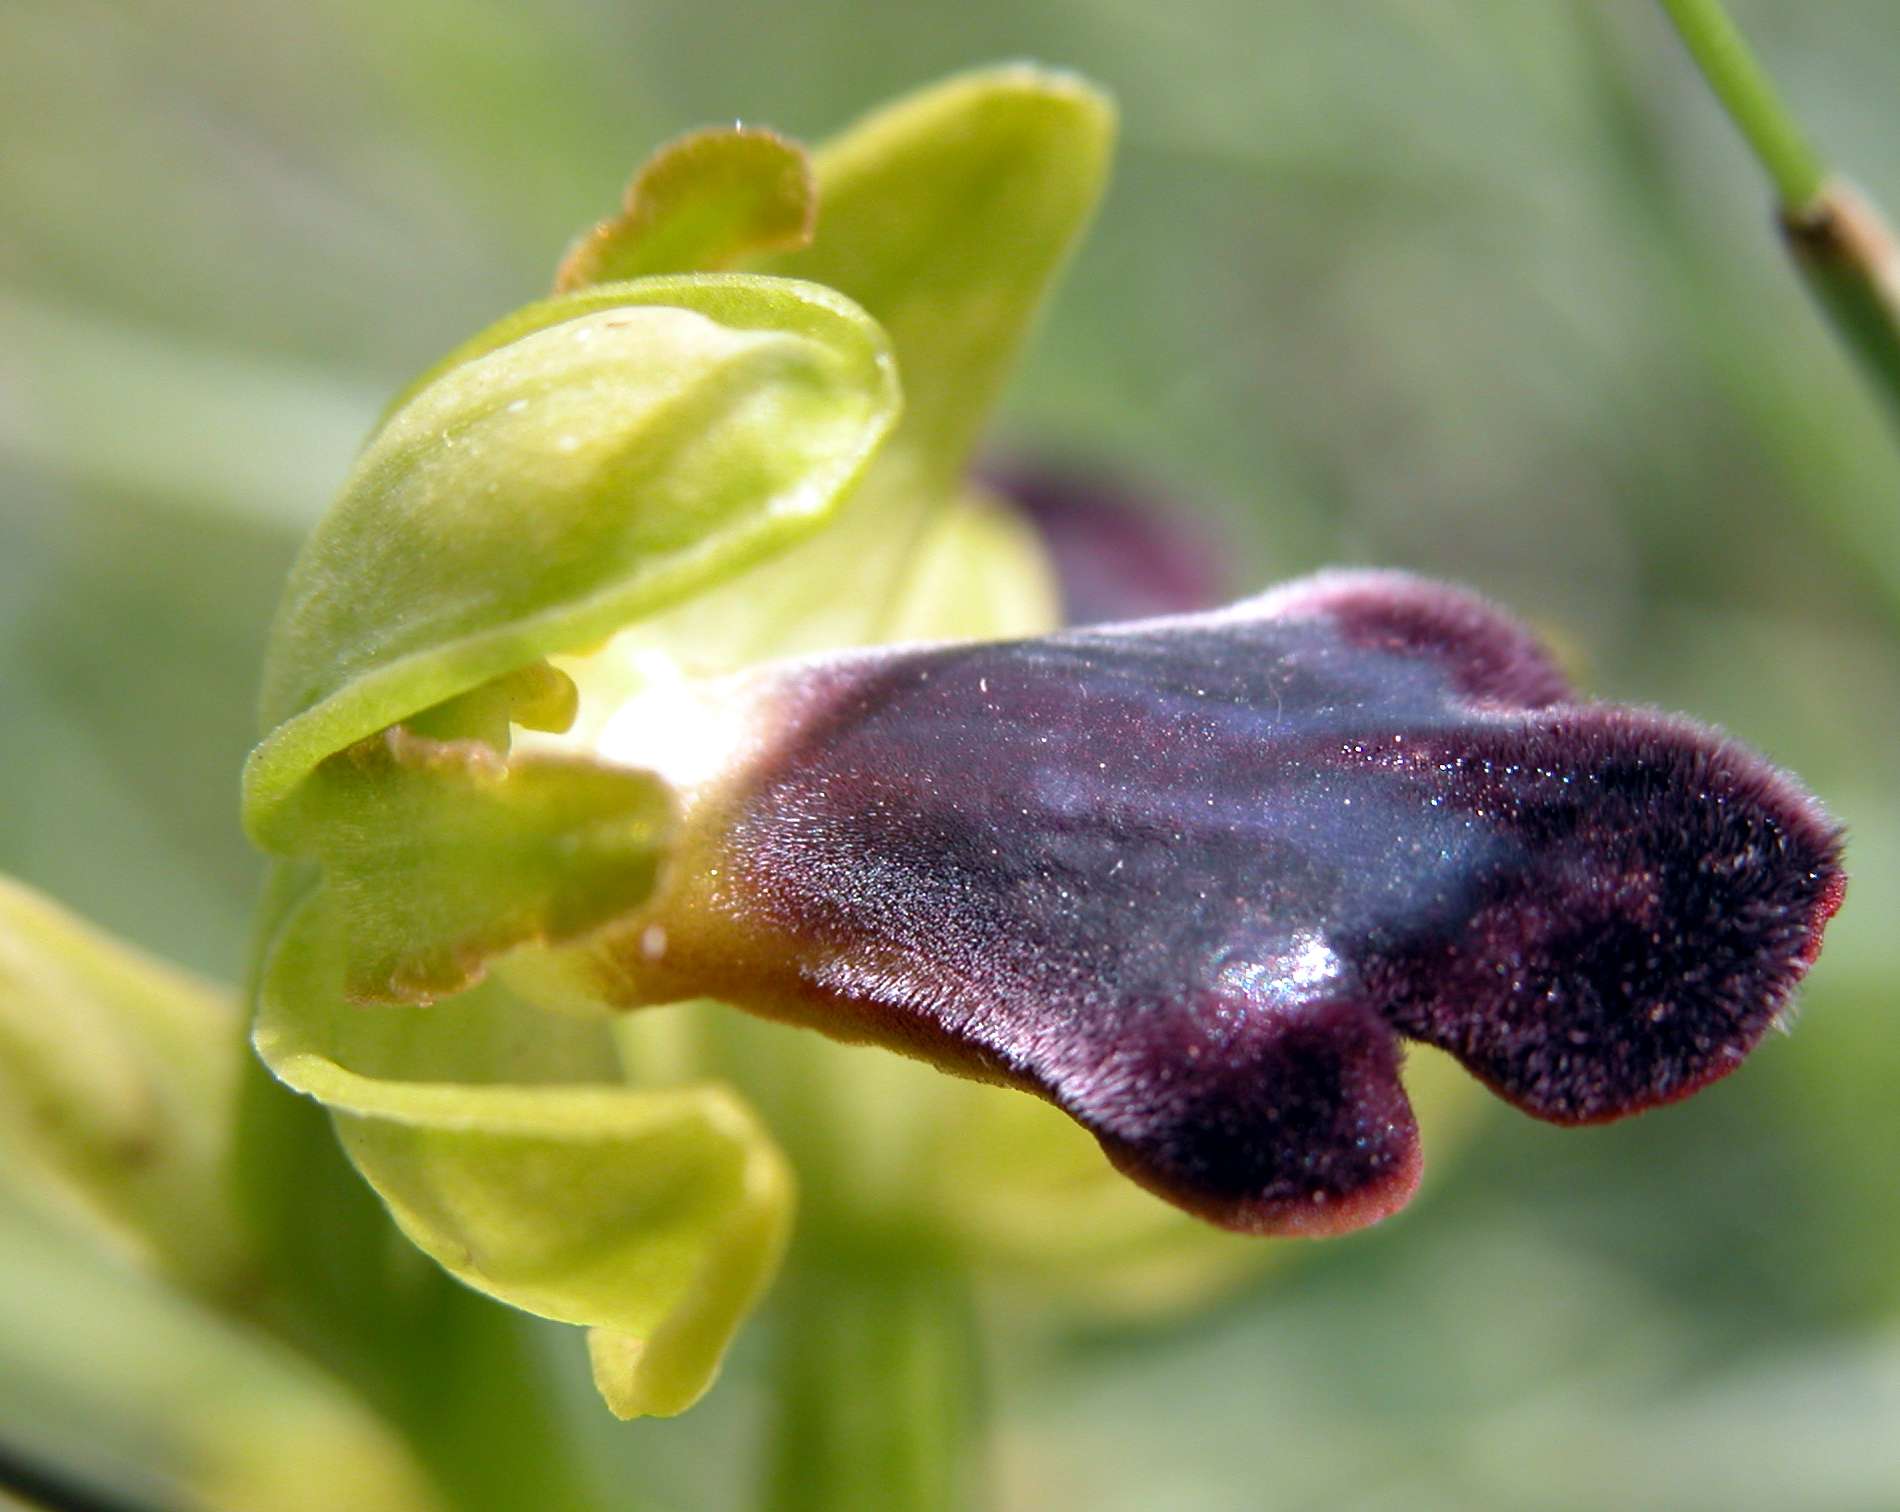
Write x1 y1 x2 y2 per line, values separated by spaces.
1802 869 1849 969
1097 1125 1425 1239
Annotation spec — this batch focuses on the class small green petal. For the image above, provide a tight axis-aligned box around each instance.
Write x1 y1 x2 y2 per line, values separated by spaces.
253 891 793 1419
294 727 673 1005
0 877 248 1293
555 127 816 291
403 659 580 748
246 275 898 848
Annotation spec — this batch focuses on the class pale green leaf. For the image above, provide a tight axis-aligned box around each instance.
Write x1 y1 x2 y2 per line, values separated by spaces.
0 1193 444 1512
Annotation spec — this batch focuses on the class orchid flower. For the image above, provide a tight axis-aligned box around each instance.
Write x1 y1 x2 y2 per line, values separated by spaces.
225 67 1849 1456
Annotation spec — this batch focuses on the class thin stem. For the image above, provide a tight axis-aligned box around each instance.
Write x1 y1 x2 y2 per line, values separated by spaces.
1656 0 1900 431
1779 184 1900 430
1656 0 1825 210
394 1284 604 1512
762 1236 981 1512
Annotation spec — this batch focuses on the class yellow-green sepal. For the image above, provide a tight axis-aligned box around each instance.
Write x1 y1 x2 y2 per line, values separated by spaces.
245 274 898 850
0 1192 445 1512
253 889 793 1418
294 727 673 1005
760 64 1115 477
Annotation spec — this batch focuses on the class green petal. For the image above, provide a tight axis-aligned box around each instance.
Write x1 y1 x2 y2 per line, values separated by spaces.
760 64 1115 477
0 876 248 1294
253 890 793 1418
555 128 816 291
402 659 580 748
295 727 673 1005
245 274 898 848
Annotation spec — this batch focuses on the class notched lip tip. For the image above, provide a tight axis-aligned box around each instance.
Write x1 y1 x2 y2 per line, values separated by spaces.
1540 706 1848 967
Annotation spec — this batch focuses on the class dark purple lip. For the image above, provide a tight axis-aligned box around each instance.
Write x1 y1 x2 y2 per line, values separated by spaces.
608 571 1845 1236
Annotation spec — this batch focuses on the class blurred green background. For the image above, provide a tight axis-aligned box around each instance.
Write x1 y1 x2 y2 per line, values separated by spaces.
5 2 1900 1508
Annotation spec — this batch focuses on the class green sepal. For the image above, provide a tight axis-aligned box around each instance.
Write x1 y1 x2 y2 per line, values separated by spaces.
759 64 1115 479
295 727 673 1005
253 890 794 1419
555 127 816 291
0 876 249 1295
245 275 898 849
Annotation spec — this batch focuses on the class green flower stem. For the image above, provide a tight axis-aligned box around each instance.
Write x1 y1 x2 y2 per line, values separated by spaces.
1657 0 1900 427
395 1281 605 1512
1656 0 1823 210
1779 182 1900 429
699 1013 983 1512
762 1235 980 1512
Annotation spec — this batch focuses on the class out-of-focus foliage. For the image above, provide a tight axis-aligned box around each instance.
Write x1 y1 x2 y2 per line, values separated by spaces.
5 2 1900 1508
0 878 245 1293
0 1192 445 1512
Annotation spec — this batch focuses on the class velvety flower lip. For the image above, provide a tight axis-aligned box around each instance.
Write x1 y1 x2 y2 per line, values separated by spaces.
573 571 1845 1237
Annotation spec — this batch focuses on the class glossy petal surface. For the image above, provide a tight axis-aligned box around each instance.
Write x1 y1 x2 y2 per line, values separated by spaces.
582 573 1844 1236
